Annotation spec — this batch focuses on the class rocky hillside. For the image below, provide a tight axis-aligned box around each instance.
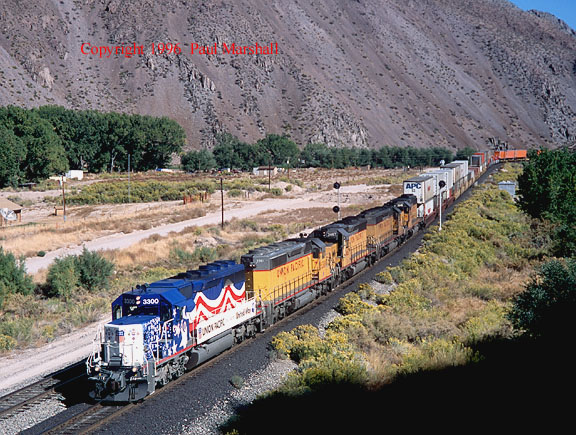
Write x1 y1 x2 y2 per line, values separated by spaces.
1 0 575 151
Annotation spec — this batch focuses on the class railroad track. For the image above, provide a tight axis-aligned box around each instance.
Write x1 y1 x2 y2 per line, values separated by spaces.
0 361 86 420
40 403 131 435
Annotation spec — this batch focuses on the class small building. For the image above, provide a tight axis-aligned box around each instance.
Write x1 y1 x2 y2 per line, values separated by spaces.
253 166 278 176
66 170 84 180
498 181 516 198
0 198 23 225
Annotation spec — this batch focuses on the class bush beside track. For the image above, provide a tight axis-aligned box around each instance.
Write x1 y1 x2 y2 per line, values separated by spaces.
222 170 563 433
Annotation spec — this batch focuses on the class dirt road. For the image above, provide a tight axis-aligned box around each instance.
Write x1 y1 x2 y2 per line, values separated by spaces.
24 184 384 274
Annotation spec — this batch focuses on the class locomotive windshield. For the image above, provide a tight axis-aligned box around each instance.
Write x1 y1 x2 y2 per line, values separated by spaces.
121 295 162 317
124 304 158 317
121 297 172 322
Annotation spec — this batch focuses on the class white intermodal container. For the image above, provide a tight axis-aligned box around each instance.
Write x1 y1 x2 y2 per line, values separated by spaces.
429 169 453 194
453 160 469 179
403 175 435 204
439 165 456 188
441 162 463 182
424 197 435 217
424 170 450 196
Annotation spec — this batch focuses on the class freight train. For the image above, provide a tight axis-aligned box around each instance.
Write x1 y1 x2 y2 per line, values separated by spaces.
86 148 525 402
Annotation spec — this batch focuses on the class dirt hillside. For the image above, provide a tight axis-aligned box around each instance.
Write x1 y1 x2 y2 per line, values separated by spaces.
1 0 575 149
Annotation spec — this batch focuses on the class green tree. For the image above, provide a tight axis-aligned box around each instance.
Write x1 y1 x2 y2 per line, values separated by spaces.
35 105 87 170
182 149 217 172
373 146 393 168
517 148 576 256
455 146 475 161
139 116 185 170
74 248 114 291
255 134 300 167
212 133 237 168
357 149 372 166
46 256 79 299
300 143 331 167
0 247 35 307
509 259 576 338
24 124 69 181
0 106 68 181
233 141 259 170
0 126 25 187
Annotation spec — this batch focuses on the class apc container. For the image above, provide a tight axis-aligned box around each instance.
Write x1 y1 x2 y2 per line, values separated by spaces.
403 175 436 204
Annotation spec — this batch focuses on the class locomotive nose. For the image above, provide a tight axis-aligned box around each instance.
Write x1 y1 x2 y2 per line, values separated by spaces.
109 380 119 392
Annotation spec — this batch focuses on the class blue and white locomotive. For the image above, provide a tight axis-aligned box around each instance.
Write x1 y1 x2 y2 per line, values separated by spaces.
86 260 258 402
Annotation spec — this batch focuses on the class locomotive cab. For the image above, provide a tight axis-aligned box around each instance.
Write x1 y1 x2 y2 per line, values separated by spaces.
87 261 255 403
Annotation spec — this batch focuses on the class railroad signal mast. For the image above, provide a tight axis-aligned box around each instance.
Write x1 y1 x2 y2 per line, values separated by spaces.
333 182 341 220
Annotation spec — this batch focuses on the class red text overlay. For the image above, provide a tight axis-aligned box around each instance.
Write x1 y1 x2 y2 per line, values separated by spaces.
80 42 278 58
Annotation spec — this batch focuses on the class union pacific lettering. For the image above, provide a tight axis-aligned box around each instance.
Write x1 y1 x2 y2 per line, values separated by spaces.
349 230 365 246
276 257 305 278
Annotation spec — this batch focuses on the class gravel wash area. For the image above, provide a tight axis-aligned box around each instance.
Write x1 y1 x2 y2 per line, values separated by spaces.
1 397 66 434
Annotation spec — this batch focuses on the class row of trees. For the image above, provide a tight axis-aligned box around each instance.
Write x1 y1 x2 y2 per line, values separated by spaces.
517 148 576 257
0 105 186 187
182 133 460 172
0 103 471 187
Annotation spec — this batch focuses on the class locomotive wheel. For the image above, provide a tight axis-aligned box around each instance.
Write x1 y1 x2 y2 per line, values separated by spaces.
174 364 185 379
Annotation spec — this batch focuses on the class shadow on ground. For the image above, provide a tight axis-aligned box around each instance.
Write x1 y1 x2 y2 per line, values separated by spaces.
222 333 574 434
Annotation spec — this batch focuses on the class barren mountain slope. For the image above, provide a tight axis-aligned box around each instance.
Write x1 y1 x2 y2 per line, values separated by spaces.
0 0 574 150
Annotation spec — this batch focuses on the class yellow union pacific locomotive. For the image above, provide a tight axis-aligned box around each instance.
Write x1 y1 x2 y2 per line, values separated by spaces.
241 192 423 329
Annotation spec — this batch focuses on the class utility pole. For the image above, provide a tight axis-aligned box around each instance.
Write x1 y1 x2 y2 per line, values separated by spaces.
438 180 446 231
128 154 131 203
220 176 224 229
268 153 272 192
61 174 66 222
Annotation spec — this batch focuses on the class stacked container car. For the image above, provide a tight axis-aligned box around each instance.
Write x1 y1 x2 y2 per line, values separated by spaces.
470 152 486 176
403 175 437 223
426 167 455 203
424 170 451 211
86 148 523 403
494 149 528 161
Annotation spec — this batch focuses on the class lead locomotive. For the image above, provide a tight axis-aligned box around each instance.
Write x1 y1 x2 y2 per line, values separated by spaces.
87 261 256 402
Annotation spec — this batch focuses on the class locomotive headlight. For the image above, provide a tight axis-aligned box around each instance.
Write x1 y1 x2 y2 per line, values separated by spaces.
132 367 138 373
94 365 100 372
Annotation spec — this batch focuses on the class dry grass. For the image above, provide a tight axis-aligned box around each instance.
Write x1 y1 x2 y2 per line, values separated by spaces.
103 219 286 270
1 166 408 259
0 203 207 257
